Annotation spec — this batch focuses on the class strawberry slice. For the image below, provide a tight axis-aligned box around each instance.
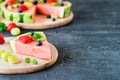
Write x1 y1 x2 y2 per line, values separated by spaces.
19 5 28 11
0 34 5 44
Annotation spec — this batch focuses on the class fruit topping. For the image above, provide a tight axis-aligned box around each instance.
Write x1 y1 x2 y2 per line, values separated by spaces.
19 5 28 11
60 2 64 6
52 2 60 6
10 27 21 36
0 23 6 32
5 4 8 7
0 49 5 58
18 8 22 13
33 0 38 5
19 35 33 44
1 52 11 61
46 14 51 18
19 0 24 4
31 31 34 36
32 59 38 65
24 2 33 8
33 33 41 39
25 58 30 63
52 18 56 21
0 34 5 44
51 0 58 2
37 40 42 46
7 0 16 5
7 22 16 32
43 0 47 3
0 49 20 64
8 55 19 64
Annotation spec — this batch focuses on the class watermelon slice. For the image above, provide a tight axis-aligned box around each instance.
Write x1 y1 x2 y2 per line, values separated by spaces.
9 32 51 60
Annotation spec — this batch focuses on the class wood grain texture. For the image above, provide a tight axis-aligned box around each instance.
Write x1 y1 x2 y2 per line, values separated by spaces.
1 12 73 30
0 38 58 74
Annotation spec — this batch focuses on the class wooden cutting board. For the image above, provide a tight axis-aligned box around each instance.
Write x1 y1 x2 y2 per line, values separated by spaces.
1 12 74 29
0 37 58 74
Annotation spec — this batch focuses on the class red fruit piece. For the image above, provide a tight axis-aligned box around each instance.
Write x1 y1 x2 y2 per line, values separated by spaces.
19 36 33 44
19 5 28 11
0 34 5 44
50 0 58 2
7 22 16 32
7 0 16 5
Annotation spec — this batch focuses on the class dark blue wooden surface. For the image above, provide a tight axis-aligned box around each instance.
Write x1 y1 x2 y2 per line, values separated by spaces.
1 0 120 80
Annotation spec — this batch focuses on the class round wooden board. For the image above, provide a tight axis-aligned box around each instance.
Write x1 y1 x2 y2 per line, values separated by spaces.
0 37 58 74
1 12 74 30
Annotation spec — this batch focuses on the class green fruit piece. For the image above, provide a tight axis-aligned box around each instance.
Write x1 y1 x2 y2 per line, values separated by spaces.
37 33 46 41
33 33 42 39
12 4 19 8
0 23 6 31
28 0 33 2
7 6 13 10
8 55 19 64
11 27 21 36
0 26 4 32
0 49 5 58
40 0 45 4
24 2 33 8
52 2 60 6
51 14 57 18
32 59 38 65
23 14 33 23
1 52 12 61
25 58 30 63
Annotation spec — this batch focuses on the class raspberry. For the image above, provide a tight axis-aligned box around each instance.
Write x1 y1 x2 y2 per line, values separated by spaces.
7 0 16 5
0 34 5 44
51 0 58 2
19 36 33 44
19 5 28 11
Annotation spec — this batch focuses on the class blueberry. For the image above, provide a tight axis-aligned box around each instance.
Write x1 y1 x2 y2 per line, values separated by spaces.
52 18 56 21
20 0 24 4
18 9 22 13
33 0 38 5
46 14 51 18
60 2 64 6
31 31 34 36
43 0 47 3
37 41 42 46
5 4 8 7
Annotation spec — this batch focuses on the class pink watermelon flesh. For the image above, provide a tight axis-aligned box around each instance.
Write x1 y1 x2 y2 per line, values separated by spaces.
37 3 61 17
15 39 51 60
37 2 68 18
